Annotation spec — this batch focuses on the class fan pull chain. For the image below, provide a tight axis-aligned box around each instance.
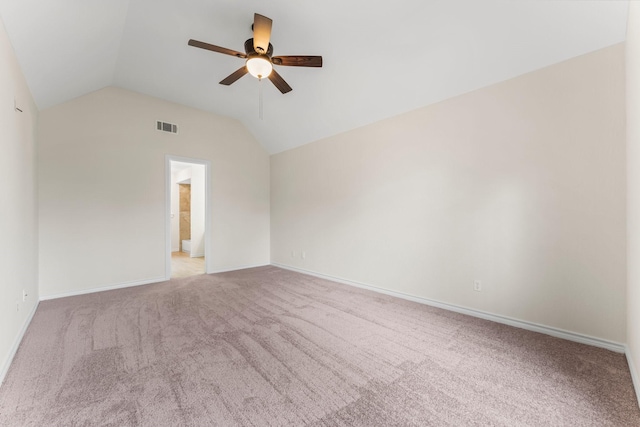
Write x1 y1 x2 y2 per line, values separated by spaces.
258 77 264 120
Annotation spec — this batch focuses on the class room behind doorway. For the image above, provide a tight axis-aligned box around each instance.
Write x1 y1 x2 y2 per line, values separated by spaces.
168 158 208 278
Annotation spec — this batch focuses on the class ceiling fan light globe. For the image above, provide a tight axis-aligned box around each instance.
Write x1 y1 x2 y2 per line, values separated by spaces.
246 56 273 79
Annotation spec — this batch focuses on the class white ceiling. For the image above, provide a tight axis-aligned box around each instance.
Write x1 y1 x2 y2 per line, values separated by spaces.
0 0 629 154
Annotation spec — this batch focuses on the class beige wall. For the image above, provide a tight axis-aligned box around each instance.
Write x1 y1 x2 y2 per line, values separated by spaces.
38 87 270 298
271 44 626 343
0 18 39 382
627 1 640 405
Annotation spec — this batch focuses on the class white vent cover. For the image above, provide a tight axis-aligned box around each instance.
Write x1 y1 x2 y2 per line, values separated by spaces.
156 120 178 134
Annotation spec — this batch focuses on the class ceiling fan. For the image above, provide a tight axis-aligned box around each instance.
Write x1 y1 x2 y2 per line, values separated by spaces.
188 13 322 94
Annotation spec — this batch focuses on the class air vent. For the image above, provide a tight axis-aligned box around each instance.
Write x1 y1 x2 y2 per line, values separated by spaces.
156 120 178 134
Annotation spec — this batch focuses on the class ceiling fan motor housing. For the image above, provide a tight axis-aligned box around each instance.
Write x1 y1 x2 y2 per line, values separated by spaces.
245 38 273 57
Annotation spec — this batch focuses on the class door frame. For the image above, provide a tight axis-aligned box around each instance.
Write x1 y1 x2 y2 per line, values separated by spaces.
165 154 212 279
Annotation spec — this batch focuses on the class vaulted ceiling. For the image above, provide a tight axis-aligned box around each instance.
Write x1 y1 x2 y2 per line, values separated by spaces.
0 0 629 153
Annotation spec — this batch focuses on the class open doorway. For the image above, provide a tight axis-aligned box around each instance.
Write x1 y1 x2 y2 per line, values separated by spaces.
166 156 211 279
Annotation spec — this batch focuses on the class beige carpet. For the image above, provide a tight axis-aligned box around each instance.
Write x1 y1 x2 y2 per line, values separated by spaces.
0 266 638 426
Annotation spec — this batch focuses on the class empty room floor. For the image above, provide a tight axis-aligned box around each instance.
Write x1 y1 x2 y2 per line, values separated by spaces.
1 266 638 426
171 251 205 278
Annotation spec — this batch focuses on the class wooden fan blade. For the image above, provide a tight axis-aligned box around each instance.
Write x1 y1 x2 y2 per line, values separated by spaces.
272 56 323 67
188 39 246 58
220 66 249 85
253 14 272 54
268 69 292 94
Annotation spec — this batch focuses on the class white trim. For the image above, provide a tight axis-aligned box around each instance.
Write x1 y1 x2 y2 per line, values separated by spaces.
272 263 626 354
166 155 212 279
626 346 640 408
38 263 266 301
0 301 39 386
210 264 269 274
39 276 167 301
190 252 205 258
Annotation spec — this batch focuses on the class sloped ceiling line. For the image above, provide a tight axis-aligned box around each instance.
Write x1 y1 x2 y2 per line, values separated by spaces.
0 0 629 154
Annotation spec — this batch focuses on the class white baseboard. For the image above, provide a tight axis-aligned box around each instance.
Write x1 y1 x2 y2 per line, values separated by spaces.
0 300 39 386
209 263 269 274
39 276 167 301
190 252 204 258
626 346 640 408
272 263 626 354
39 264 270 300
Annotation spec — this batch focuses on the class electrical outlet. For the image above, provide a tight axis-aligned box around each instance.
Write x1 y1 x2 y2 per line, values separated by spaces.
22 289 28 302
301 251 306 260
291 251 295 258
473 280 482 292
